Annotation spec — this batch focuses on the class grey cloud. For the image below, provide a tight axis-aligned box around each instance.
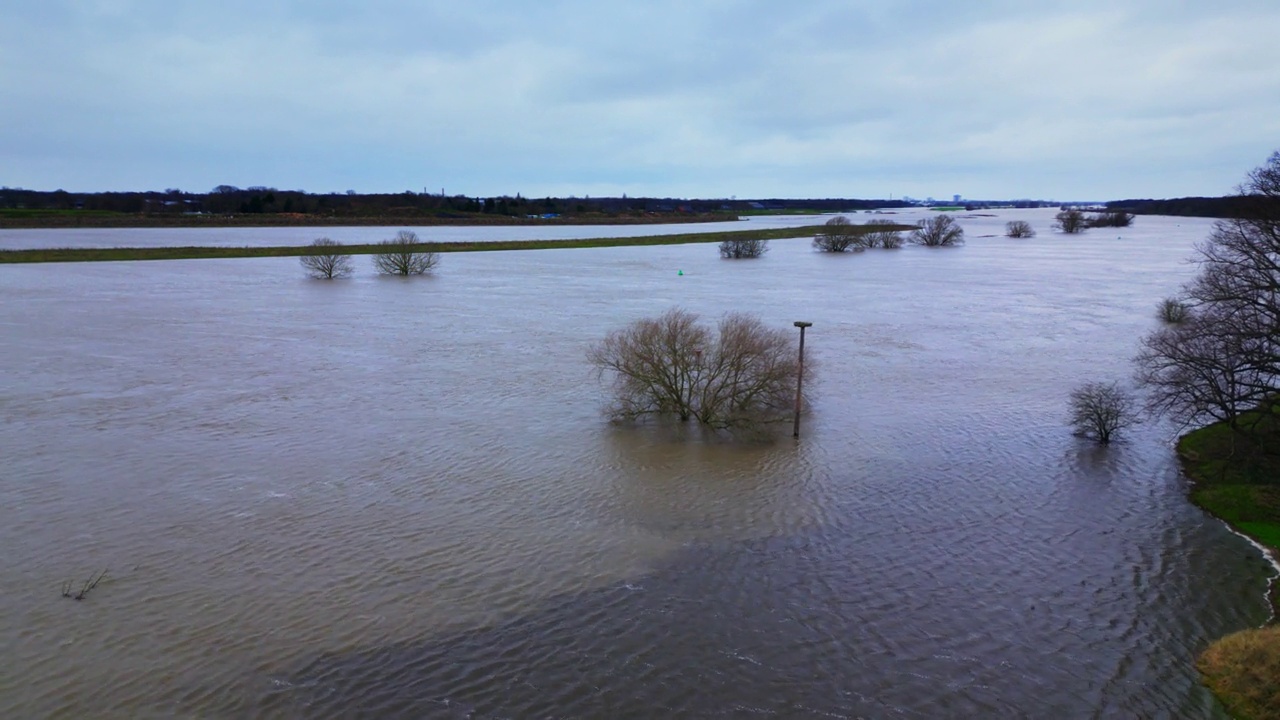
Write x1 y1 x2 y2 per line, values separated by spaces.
2 1 1278 198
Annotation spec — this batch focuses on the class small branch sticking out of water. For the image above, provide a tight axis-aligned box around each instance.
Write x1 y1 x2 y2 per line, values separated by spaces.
61 569 107 600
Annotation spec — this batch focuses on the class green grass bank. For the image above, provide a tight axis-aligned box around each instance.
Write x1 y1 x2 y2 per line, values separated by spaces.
1178 407 1280 555
0 225 862 264
1178 407 1280 720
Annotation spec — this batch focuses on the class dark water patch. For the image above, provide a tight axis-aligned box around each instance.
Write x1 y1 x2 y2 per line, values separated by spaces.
258 464 1265 720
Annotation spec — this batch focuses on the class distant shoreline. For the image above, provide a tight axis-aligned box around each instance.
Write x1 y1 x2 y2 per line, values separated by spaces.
0 211 738 231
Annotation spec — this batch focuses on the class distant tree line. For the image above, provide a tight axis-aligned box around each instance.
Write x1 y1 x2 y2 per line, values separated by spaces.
1107 195 1280 219
0 186 913 219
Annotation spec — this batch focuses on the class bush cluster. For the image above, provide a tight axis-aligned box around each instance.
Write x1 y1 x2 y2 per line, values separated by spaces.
719 237 769 258
1053 209 1136 234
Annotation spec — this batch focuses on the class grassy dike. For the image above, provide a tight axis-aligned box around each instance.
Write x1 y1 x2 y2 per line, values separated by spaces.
0 225 870 264
1178 409 1280 720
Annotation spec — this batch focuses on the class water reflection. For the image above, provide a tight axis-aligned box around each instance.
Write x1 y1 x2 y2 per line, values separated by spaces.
601 424 824 542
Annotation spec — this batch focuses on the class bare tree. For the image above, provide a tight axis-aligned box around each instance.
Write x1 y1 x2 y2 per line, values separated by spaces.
1069 381 1140 444
908 214 965 247
1005 220 1036 238
719 237 768 259
372 230 439 275
1054 209 1089 234
1135 311 1264 430
863 219 904 248
812 216 862 252
1135 151 1280 435
588 308 804 429
299 238 354 279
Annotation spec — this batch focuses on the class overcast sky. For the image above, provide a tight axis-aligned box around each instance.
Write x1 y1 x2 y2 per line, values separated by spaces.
3 1 1278 200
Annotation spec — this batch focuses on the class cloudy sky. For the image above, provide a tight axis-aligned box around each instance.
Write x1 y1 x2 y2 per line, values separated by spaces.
3 1 1278 200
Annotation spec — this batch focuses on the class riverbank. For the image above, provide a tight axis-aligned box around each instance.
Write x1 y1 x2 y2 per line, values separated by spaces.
1178 410 1280 720
0 224 866 264
1177 408 1280 561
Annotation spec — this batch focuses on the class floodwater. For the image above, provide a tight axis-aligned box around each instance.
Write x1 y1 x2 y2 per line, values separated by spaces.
1 209 1274 718
0 212 829 250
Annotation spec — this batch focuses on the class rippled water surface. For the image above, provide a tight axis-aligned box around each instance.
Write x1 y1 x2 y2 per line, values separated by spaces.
1 209 1274 718
0 212 824 250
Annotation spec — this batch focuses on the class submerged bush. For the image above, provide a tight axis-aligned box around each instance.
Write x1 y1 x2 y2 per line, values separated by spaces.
719 237 768 259
299 238 353 279
1054 209 1089 234
909 215 964 247
813 216 861 252
588 308 804 429
1157 297 1190 324
372 230 439 275
863 220 904 248
1089 210 1135 228
1005 220 1035 238
1068 381 1140 444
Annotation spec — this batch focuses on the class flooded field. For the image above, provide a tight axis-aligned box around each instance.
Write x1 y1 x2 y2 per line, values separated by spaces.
1 208 1273 718
0 212 826 250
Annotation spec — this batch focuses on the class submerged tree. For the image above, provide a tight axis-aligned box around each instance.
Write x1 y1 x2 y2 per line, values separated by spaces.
1156 297 1190 324
908 214 964 247
1069 381 1141 444
1054 209 1089 234
863 219 904 248
1005 220 1036 238
588 308 804 429
812 216 861 252
372 230 439 275
299 237 354 279
719 237 769 258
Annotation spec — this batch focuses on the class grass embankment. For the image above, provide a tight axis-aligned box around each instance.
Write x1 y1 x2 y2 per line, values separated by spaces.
1179 406 1280 720
0 224 895 264
1198 625 1280 720
1178 406 1280 552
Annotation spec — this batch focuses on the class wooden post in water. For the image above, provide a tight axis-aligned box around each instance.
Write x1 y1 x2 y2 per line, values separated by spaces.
793 321 812 438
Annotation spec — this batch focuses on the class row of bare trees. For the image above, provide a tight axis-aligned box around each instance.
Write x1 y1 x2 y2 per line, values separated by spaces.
1006 210 1134 239
1070 152 1280 448
812 215 960 252
300 230 439 279
1054 209 1136 234
1134 152 1280 436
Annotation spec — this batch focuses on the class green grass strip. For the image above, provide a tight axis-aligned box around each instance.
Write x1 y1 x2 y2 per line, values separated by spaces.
1178 406 1280 555
0 224 911 264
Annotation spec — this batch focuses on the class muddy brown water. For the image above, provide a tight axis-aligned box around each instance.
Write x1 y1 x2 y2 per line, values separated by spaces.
1 210 1274 718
